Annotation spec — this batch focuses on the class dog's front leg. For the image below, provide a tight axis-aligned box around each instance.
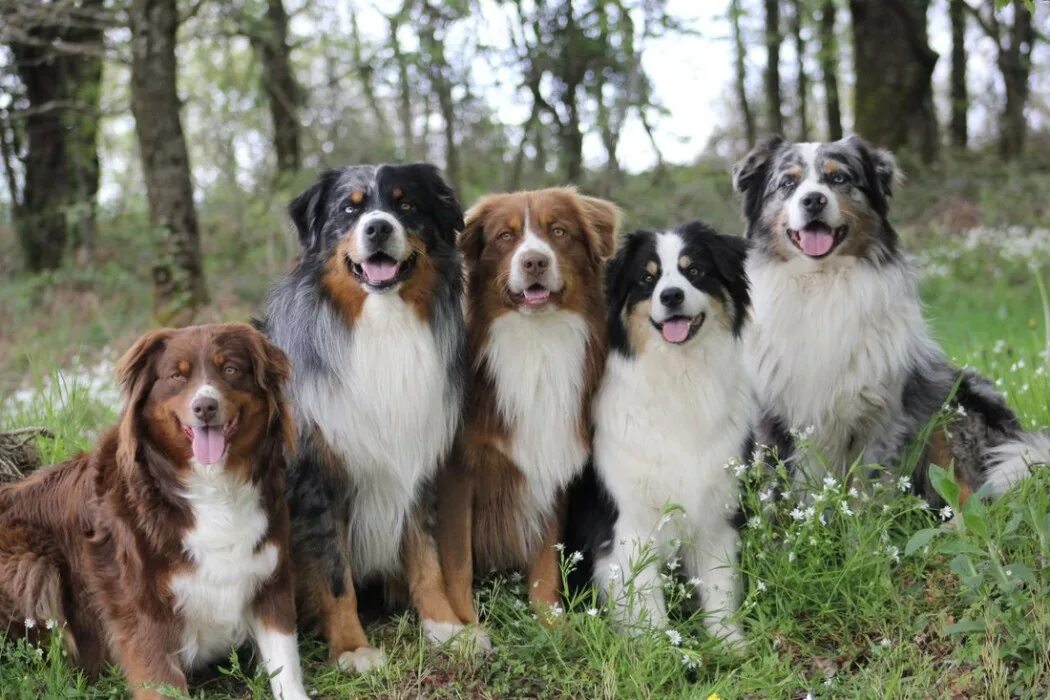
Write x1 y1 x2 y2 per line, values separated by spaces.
527 497 567 623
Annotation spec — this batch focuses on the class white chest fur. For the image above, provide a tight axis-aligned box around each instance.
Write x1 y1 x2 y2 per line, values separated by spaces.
297 294 455 576
482 309 591 519
745 255 934 474
170 462 277 669
594 333 752 542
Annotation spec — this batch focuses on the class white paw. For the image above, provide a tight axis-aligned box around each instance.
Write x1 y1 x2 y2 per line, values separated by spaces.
336 646 386 674
422 619 493 653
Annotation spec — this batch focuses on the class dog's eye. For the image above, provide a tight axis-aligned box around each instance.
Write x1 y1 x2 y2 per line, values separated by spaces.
169 372 186 382
498 229 514 241
687 266 700 278
223 365 240 376
399 201 414 211
779 175 797 190
344 205 357 214
551 226 566 238
830 172 848 185
642 273 655 286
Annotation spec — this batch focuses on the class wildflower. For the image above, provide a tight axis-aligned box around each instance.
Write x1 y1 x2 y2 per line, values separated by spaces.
879 638 892 648
848 486 859 498
45 619 56 630
548 603 564 617
747 516 762 529
822 475 838 490
897 475 911 492
682 654 699 669
688 577 703 587
24 618 35 629
788 551 796 563
790 507 805 521
759 489 774 503
586 608 599 617
887 545 900 563
569 551 584 565
554 542 565 552
733 462 748 477
755 580 767 593
665 628 683 646
840 502 854 517
667 558 681 571
939 505 953 520
955 404 967 417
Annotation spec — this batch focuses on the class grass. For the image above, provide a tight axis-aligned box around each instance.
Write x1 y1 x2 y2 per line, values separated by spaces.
2 159 1050 698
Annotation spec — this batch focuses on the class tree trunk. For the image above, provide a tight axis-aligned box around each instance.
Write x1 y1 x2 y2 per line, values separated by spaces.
763 0 783 135
129 0 207 325
730 0 756 145
998 5 1032 159
418 8 461 194
251 0 301 177
948 0 968 149
388 11 415 160
9 40 72 271
850 0 938 159
790 0 810 141
819 0 842 140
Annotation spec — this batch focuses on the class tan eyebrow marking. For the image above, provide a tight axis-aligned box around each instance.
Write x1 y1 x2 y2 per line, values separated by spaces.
823 161 842 175
392 187 403 199
349 191 365 205
679 255 692 268
177 359 190 375
645 261 658 275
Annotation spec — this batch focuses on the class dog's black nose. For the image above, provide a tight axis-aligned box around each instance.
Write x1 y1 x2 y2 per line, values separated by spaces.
660 287 684 309
192 396 219 422
800 191 828 213
363 219 393 246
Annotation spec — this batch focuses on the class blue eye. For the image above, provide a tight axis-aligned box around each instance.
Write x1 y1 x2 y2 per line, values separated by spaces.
779 175 797 190
830 172 848 185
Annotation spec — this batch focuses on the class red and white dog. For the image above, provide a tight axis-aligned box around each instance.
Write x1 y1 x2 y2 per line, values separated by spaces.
436 188 620 625
0 324 307 700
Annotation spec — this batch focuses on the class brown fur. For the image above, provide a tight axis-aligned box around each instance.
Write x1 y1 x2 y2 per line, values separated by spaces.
437 188 619 623
0 324 296 700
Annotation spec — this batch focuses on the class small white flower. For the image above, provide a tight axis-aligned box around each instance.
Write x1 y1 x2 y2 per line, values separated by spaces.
822 475 838 489
759 488 774 502
667 557 681 571
788 551 796 563
840 502 854 517
790 506 805 521
733 462 748 477
45 619 56 630
887 545 900 564
955 404 967 417
665 628 683 646
569 551 584 564
939 505 953 520
549 603 564 617
24 618 35 629
554 542 565 552
681 654 699 669
586 607 598 617
897 475 912 492
879 637 892 648
747 516 762 529
688 576 703 587
755 579 767 592
848 487 859 498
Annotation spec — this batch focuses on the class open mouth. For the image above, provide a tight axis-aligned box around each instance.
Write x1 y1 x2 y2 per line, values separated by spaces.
511 283 559 310
348 251 418 290
787 222 848 259
181 413 239 466
651 314 705 344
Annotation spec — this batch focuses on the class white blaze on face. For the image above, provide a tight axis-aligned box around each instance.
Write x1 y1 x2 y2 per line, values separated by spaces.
189 383 226 465
354 210 409 283
650 232 708 343
784 143 843 258
509 206 562 307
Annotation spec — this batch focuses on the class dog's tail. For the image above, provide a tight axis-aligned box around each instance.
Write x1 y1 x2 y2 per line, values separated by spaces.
983 431 1050 497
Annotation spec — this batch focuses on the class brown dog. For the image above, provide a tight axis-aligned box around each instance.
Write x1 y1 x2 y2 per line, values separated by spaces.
436 188 619 628
0 324 308 700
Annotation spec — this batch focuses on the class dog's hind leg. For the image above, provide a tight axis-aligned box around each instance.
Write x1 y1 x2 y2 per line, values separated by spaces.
0 523 76 655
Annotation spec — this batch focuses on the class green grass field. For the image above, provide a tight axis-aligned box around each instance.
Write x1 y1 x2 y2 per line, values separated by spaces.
2 167 1049 698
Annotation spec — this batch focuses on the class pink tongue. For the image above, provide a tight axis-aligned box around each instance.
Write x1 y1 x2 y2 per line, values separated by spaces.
799 228 834 257
523 287 550 304
191 425 226 465
661 318 691 343
362 259 399 283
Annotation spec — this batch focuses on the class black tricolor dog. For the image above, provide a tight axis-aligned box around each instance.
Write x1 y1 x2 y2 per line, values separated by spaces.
734 135 1049 501
568 221 753 646
259 163 483 673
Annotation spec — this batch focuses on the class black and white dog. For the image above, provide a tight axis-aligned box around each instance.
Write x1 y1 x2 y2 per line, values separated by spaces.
733 136 1049 500
260 163 475 672
569 222 753 645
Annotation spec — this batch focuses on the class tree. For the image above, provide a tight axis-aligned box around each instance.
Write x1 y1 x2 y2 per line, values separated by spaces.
789 0 809 141
763 0 783 135
1 0 106 270
417 1 464 194
949 0 968 148
129 0 207 324
818 0 842 140
850 0 938 159
730 0 756 146
246 0 301 177
965 1 1036 159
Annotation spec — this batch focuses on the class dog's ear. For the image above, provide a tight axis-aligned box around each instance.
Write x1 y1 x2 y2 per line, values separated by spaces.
288 170 340 251
732 136 784 229
408 163 465 247
234 324 292 431
578 194 622 262
603 229 648 316
844 135 900 217
460 196 498 264
115 328 174 468
707 232 751 337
